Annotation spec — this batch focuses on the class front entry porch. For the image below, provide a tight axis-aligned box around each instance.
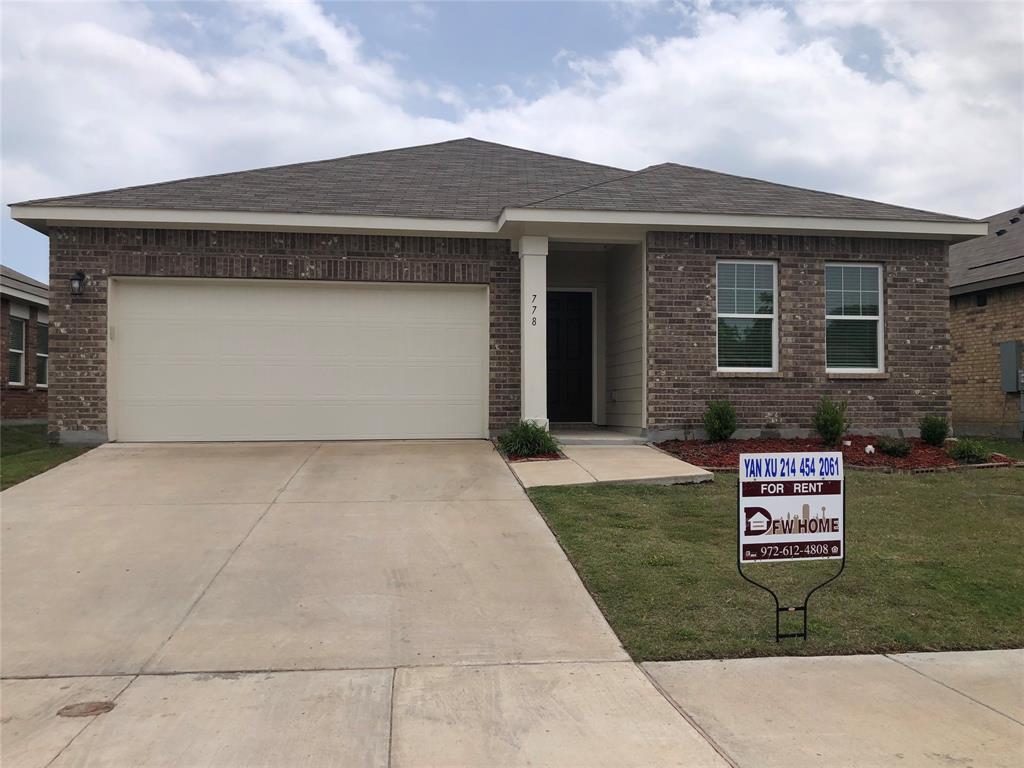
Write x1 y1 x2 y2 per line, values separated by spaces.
549 424 647 445
518 236 645 435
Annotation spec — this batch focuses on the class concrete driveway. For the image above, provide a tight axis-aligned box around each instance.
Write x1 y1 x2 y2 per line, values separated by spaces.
1 441 727 767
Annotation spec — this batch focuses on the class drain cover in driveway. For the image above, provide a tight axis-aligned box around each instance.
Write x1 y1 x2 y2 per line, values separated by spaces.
57 701 116 718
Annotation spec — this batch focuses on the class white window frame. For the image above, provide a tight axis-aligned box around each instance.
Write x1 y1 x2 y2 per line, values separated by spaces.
8 316 25 385
825 263 884 374
36 321 48 388
715 259 778 372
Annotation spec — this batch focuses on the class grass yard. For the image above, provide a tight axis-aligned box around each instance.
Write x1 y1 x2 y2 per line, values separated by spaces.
969 437 1024 462
530 470 1024 661
1 424 92 491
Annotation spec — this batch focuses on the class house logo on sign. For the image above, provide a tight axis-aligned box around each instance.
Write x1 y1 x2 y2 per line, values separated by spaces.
744 508 772 536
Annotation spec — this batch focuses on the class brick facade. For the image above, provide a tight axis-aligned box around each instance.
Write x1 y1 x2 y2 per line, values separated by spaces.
49 225 956 442
49 227 520 442
646 232 950 437
1 298 48 421
950 283 1024 437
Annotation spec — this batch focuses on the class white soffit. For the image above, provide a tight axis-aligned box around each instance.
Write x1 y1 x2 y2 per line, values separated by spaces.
10 204 987 242
0 284 49 307
501 208 987 242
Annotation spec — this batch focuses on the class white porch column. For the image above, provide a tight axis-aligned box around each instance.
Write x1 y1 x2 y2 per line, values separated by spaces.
519 235 548 429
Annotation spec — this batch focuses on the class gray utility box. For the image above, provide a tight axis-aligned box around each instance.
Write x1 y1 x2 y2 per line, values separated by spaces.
1000 340 1023 393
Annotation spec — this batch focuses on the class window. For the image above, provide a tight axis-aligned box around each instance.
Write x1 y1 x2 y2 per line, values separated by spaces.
36 323 48 387
825 264 883 371
8 317 25 385
717 260 777 370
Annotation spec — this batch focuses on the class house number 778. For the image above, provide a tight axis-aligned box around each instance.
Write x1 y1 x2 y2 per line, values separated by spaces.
531 294 538 326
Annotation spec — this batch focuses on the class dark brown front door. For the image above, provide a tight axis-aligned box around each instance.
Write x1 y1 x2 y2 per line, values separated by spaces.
547 291 593 422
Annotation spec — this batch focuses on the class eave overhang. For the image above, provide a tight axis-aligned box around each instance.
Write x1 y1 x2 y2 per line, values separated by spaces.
0 284 48 307
10 204 988 244
950 273 1024 296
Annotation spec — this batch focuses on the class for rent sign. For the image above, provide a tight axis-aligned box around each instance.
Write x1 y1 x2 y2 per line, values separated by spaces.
738 452 844 563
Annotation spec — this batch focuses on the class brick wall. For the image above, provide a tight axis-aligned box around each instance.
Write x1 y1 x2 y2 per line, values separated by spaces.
950 283 1024 437
646 232 950 437
49 227 520 441
1 298 48 421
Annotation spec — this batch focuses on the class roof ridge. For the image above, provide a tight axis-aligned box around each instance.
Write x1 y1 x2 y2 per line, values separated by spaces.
653 162 980 224
455 138 629 174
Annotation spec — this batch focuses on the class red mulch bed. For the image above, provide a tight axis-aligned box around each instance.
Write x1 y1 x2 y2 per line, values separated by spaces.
507 451 563 462
657 435 1016 472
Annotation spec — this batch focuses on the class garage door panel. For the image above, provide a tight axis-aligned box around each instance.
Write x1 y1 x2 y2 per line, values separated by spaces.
115 400 486 441
117 360 486 400
111 280 489 441
118 319 485 362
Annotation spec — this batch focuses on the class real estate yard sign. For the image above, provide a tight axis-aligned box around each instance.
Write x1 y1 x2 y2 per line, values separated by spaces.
737 452 846 641
739 452 844 563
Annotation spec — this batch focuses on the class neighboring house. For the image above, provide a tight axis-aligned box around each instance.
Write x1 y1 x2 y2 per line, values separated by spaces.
9 139 985 445
949 206 1024 438
1 265 49 423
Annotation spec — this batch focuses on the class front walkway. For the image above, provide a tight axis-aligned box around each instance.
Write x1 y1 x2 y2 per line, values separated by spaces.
510 443 713 488
0 441 725 767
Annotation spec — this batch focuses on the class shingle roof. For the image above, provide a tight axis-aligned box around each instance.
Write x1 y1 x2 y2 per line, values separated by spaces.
949 206 1024 292
13 139 629 221
523 162 974 223
0 264 48 302
12 137 973 225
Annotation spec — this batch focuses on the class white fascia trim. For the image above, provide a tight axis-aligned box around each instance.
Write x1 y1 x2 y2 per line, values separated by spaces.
11 204 987 242
500 208 987 241
0 285 48 307
10 205 502 237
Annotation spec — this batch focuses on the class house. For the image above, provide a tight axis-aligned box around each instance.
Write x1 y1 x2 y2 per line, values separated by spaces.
1 265 49 423
9 139 985 445
744 509 772 535
949 206 1024 438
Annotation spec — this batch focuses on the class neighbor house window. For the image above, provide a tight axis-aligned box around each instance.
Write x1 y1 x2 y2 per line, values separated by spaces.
825 264 883 371
36 323 48 387
8 317 25 385
717 261 777 370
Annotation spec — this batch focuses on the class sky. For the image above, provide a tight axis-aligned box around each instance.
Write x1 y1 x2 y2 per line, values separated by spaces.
2 0 1022 281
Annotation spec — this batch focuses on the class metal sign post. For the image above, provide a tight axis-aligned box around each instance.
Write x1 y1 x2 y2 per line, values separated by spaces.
736 452 846 641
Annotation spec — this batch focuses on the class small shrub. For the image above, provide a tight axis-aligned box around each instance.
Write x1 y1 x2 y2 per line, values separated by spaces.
876 436 911 457
948 437 990 464
703 400 737 441
498 420 559 458
920 415 950 447
812 395 849 446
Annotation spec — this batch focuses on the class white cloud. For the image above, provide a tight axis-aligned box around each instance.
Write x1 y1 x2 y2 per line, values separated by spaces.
2 0 1021 278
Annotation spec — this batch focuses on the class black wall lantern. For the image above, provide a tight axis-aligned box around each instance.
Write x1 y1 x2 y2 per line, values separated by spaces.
69 271 85 296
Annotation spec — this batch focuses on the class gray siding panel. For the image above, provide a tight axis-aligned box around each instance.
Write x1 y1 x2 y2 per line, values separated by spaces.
605 245 644 428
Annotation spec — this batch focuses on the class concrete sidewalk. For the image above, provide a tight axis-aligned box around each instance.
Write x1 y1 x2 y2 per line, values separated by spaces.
510 444 713 488
4 650 1019 767
645 650 1024 768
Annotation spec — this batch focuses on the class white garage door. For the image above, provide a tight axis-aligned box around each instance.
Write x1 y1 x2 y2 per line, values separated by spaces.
109 279 489 441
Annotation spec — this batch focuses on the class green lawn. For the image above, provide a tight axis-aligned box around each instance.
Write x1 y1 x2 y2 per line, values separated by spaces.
967 437 1024 461
530 470 1024 661
1 424 92 490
